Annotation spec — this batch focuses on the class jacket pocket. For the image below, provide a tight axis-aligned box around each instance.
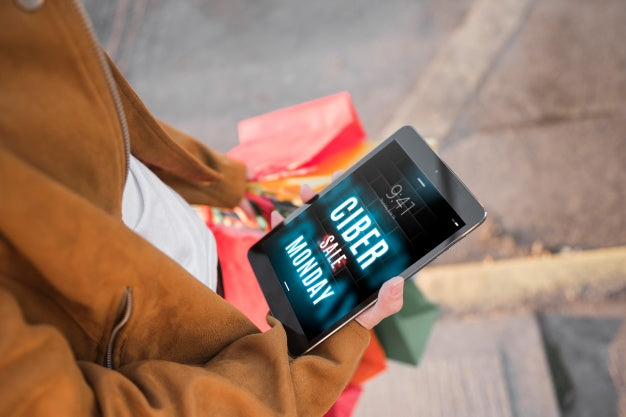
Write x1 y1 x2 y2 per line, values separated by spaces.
105 287 132 369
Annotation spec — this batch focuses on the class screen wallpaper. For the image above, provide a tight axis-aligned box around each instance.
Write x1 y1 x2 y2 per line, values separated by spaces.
262 140 464 339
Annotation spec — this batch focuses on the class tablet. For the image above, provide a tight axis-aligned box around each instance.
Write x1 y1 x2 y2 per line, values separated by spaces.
248 126 486 355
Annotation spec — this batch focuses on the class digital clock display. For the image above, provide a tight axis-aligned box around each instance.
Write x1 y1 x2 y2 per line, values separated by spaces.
261 140 465 339
385 183 416 214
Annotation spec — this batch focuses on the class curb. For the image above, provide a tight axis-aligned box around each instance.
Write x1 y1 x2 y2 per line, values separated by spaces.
416 246 626 313
380 0 536 141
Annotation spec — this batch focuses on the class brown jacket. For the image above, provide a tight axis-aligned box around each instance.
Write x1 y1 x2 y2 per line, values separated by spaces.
0 1 369 416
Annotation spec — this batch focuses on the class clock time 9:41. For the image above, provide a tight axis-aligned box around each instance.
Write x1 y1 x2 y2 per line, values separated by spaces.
385 184 415 216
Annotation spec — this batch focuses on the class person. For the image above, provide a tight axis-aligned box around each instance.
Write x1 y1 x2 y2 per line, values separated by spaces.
0 1 403 416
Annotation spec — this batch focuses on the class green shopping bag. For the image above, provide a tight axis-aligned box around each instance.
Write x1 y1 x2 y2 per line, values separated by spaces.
374 279 439 365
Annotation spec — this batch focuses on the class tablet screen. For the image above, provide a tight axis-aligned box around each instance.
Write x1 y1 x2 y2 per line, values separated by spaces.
261 140 465 340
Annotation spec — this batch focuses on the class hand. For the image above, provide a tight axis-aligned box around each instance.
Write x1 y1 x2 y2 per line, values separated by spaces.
270 175 404 331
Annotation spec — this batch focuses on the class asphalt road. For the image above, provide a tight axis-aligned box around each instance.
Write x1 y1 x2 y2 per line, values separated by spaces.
436 0 626 262
84 0 472 150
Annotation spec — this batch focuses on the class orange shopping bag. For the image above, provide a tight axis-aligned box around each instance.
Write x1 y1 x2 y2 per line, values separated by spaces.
350 331 387 386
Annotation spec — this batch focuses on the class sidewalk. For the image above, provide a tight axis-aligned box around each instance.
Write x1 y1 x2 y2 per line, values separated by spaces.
355 314 561 417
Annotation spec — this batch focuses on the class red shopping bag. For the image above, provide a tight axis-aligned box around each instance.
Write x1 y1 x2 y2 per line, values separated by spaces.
324 384 363 417
228 92 366 181
210 224 270 331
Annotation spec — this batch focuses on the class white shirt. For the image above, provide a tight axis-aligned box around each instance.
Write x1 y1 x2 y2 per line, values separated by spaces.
121 155 218 291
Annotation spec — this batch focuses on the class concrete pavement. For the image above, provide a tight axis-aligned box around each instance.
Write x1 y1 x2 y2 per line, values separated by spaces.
355 314 561 417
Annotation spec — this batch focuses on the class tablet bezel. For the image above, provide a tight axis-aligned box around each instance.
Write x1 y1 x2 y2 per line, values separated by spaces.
248 126 486 355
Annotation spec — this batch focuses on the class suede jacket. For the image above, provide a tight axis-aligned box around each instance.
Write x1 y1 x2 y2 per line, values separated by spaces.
0 1 369 416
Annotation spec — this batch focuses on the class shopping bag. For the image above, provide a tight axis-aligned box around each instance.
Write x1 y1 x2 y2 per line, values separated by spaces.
210 223 270 331
201 93 391 417
374 279 439 365
350 331 387 386
324 384 363 417
228 92 366 181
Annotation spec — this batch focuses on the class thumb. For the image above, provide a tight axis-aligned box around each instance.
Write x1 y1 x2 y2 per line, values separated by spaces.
270 210 284 229
356 277 404 330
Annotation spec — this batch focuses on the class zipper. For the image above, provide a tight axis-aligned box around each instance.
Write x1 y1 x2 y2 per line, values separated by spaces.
70 0 131 182
67 1 133 370
105 288 133 369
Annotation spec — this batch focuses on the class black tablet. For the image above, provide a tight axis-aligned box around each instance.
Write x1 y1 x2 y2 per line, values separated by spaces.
248 126 486 355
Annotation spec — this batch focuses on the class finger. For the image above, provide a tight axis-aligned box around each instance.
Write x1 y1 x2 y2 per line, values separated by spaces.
246 165 255 181
237 198 256 220
332 170 344 181
270 210 284 229
355 277 404 330
300 183 316 203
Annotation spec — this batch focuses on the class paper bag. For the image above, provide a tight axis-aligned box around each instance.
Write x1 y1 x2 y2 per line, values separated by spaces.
228 92 366 181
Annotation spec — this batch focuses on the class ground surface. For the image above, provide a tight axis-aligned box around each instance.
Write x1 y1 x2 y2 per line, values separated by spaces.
84 0 626 263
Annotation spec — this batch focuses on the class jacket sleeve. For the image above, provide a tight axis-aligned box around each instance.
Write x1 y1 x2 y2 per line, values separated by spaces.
0 144 370 417
0 287 369 417
153 120 248 208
